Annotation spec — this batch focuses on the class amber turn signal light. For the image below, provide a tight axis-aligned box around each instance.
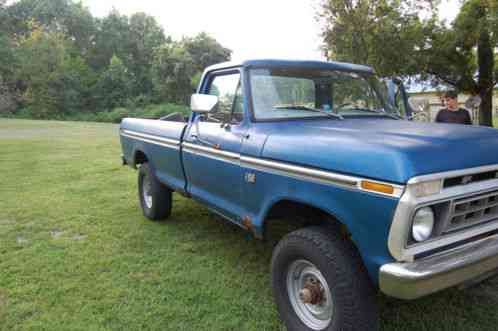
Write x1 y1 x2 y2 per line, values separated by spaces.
360 181 394 195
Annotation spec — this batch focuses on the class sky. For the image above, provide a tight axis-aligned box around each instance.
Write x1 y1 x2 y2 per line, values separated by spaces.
82 0 462 62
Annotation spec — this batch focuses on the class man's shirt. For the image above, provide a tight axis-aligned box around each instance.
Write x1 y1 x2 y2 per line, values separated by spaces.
435 108 472 125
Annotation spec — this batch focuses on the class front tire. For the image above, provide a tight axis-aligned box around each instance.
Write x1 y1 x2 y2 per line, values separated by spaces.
271 226 378 331
138 163 172 221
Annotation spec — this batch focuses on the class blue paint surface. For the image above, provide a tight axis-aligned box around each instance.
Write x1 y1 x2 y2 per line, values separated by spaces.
120 59 498 286
256 117 498 184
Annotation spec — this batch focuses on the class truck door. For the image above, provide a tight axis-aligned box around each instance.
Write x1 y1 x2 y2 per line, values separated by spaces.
182 70 247 221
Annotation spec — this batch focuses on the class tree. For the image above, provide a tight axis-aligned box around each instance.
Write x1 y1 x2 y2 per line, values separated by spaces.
151 44 195 105
95 55 135 110
0 0 8 29
177 32 231 98
182 32 232 73
128 13 168 95
53 55 97 113
319 0 497 126
0 0 17 84
0 1 233 116
15 25 95 117
0 76 18 114
451 0 497 125
87 9 130 72
6 0 95 54
15 26 69 117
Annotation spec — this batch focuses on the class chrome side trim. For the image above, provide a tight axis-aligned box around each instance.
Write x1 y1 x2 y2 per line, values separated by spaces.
241 156 403 197
181 142 403 198
123 132 404 198
241 155 354 189
121 129 180 150
389 177 498 262
182 142 240 165
380 233 498 299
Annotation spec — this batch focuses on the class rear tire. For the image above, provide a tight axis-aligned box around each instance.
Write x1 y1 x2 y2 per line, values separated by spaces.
271 226 378 331
138 162 172 221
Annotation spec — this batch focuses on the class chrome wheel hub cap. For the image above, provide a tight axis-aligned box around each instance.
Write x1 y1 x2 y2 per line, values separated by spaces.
142 175 153 209
286 259 333 330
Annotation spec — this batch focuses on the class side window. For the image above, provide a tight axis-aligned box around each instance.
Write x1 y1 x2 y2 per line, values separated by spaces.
208 73 244 124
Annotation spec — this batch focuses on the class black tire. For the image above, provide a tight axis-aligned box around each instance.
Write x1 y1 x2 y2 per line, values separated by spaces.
271 226 378 331
138 162 172 221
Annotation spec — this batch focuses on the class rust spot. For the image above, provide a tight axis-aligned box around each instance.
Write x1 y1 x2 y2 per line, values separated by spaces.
241 216 253 230
242 216 263 239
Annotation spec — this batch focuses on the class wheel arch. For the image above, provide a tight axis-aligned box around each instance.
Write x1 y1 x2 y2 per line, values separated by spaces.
261 198 353 242
132 149 149 169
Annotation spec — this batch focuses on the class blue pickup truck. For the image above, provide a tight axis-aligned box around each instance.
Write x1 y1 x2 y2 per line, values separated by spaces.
120 59 498 331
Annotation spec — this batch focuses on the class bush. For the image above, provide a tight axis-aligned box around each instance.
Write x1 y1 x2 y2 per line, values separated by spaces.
0 103 190 123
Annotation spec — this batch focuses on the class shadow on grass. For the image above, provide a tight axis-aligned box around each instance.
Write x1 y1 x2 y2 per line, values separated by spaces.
136 195 498 331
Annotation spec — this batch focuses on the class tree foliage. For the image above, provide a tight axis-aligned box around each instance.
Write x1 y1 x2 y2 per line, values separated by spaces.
15 26 80 117
95 55 135 110
319 0 497 126
151 44 196 105
0 0 231 118
182 32 232 73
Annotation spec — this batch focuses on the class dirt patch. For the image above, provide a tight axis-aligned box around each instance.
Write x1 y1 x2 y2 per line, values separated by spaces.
72 234 87 241
16 235 28 245
50 229 66 239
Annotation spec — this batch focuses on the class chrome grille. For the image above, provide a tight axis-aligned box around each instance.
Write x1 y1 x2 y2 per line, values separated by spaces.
445 191 498 233
443 170 498 189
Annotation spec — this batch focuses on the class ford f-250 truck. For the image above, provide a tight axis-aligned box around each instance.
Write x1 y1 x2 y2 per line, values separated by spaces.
120 59 498 331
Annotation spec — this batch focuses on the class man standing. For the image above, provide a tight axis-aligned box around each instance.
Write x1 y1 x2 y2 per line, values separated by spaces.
435 90 472 125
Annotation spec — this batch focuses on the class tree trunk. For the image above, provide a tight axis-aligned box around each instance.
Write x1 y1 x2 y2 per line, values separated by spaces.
477 26 494 127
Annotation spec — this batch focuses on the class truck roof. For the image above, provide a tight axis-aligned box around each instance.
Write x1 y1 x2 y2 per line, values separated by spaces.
204 59 375 74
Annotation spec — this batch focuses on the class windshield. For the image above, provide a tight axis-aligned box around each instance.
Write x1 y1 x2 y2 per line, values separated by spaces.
249 68 399 120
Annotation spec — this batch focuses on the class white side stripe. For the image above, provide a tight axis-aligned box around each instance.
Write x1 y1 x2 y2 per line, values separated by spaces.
121 129 180 149
121 129 404 197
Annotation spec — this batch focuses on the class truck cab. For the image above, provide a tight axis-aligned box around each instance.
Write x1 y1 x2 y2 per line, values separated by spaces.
120 59 498 331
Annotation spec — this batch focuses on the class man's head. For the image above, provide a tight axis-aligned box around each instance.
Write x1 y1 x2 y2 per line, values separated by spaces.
443 90 459 111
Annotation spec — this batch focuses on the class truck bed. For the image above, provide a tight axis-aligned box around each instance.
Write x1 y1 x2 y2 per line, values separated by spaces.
120 118 188 193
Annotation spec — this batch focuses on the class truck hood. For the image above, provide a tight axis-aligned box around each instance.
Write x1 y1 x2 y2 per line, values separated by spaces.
261 118 498 184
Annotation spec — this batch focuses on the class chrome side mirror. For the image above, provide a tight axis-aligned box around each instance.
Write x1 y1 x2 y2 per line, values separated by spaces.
408 97 426 113
190 94 218 113
407 97 430 122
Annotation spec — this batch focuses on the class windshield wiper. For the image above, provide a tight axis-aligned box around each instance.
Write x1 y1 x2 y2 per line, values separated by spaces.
347 107 402 120
275 106 344 120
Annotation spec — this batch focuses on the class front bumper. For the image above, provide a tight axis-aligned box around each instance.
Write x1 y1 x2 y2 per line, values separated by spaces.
380 233 498 300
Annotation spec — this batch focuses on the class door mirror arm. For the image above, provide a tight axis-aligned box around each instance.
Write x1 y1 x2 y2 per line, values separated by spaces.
397 81 413 119
192 114 220 148
388 78 414 119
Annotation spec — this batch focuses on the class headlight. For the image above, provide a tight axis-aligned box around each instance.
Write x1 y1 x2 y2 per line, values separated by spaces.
412 207 435 242
412 180 442 198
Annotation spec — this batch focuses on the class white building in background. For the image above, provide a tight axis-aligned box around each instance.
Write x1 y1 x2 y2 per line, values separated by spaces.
407 85 498 124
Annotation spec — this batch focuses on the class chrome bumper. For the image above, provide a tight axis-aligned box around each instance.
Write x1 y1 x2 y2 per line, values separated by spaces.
380 233 498 300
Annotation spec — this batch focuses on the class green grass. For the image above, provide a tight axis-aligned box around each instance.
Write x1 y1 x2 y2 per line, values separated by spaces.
1 119 497 331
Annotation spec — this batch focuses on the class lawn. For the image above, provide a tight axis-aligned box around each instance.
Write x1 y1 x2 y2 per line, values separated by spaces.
1 119 497 331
